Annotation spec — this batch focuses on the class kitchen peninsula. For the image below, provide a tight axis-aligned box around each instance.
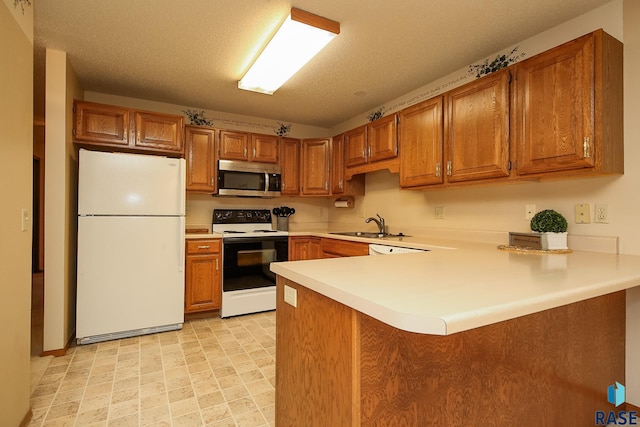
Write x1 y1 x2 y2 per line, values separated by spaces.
271 238 640 425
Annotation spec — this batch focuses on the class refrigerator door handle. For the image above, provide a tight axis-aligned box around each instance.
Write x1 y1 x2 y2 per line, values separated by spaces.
178 216 185 272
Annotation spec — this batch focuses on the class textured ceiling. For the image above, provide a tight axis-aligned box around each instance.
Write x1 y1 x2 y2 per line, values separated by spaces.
34 0 611 128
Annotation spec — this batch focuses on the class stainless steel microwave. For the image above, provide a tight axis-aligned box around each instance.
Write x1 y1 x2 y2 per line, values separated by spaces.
217 160 282 197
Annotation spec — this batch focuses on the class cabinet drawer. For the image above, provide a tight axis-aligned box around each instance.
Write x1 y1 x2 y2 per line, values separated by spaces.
186 239 221 254
321 238 369 257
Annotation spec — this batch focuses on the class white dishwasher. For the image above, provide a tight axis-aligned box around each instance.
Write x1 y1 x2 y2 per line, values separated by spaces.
368 243 428 255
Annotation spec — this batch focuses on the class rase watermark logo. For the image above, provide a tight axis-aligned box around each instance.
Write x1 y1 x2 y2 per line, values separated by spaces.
595 382 638 425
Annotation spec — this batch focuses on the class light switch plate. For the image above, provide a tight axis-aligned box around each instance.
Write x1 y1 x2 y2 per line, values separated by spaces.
284 285 297 307
574 204 590 224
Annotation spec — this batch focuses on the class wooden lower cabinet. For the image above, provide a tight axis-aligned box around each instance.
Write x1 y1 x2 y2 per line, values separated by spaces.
289 236 321 261
276 278 625 426
289 236 369 260
184 239 221 313
320 238 369 258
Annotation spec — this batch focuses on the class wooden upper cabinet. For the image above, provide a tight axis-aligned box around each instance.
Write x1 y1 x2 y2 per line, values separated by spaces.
330 134 346 194
399 97 444 187
344 125 368 167
73 100 184 156
251 133 279 163
331 134 365 196
300 138 330 196
185 126 217 193
444 68 511 183
219 130 249 161
366 114 398 163
513 29 623 177
133 111 184 154
219 131 278 163
280 137 300 195
74 101 130 146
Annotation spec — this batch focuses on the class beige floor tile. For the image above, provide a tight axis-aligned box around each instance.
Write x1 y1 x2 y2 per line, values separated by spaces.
200 403 233 425
139 404 171 426
31 313 277 427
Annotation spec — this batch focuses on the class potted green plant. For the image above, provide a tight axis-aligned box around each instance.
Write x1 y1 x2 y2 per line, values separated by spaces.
530 209 568 250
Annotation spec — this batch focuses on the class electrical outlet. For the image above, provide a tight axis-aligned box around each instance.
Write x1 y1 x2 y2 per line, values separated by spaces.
574 204 590 224
595 204 609 224
435 206 445 219
525 204 536 220
284 285 297 307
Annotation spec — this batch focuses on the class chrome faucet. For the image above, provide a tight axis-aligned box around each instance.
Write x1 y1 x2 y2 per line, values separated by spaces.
365 213 386 234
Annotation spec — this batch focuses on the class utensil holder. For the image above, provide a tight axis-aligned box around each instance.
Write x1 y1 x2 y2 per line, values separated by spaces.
277 217 289 231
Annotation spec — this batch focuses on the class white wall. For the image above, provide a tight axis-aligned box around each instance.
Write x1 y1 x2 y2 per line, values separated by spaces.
0 1 33 425
43 49 83 352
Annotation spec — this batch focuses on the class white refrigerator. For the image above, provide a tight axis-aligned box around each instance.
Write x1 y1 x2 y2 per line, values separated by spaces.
76 149 186 344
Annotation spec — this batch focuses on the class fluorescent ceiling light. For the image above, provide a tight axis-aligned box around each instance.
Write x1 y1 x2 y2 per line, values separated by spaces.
238 8 340 95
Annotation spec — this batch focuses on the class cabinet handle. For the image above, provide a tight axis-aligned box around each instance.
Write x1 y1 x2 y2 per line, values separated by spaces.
368 146 372 158
136 130 141 144
435 163 441 177
282 182 286 190
361 148 366 159
339 179 343 189
253 147 257 158
583 137 591 158
446 161 452 176
324 182 328 190
124 129 128 142
244 147 247 157
198 245 210 249
216 259 219 271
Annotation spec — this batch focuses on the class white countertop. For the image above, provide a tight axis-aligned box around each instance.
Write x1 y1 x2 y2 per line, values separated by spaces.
271 235 640 335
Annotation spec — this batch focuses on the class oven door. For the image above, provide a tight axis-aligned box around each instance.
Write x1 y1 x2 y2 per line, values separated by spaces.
222 236 288 292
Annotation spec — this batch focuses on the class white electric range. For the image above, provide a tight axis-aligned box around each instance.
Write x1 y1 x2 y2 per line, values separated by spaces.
212 209 288 317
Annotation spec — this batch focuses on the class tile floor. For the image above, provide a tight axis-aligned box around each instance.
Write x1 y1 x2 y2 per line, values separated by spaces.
29 312 276 427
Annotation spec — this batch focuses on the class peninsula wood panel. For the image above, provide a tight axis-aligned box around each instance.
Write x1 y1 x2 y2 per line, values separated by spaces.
276 278 360 426
359 291 625 426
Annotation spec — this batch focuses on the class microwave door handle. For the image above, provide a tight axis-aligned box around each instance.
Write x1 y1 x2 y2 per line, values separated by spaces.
264 172 269 196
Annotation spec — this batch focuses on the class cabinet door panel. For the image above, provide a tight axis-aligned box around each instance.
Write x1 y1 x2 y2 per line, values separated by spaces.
345 126 367 167
367 114 398 163
185 126 217 193
515 33 595 175
251 134 279 163
289 237 321 260
74 101 130 146
301 139 330 195
280 137 300 195
219 130 249 160
399 97 444 187
445 69 510 183
185 254 221 312
330 134 346 194
134 112 184 154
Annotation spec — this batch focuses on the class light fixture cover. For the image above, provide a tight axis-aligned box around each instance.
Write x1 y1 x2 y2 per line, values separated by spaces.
238 8 340 95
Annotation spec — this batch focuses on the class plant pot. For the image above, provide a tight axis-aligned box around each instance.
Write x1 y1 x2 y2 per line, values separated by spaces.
541 232 568 250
